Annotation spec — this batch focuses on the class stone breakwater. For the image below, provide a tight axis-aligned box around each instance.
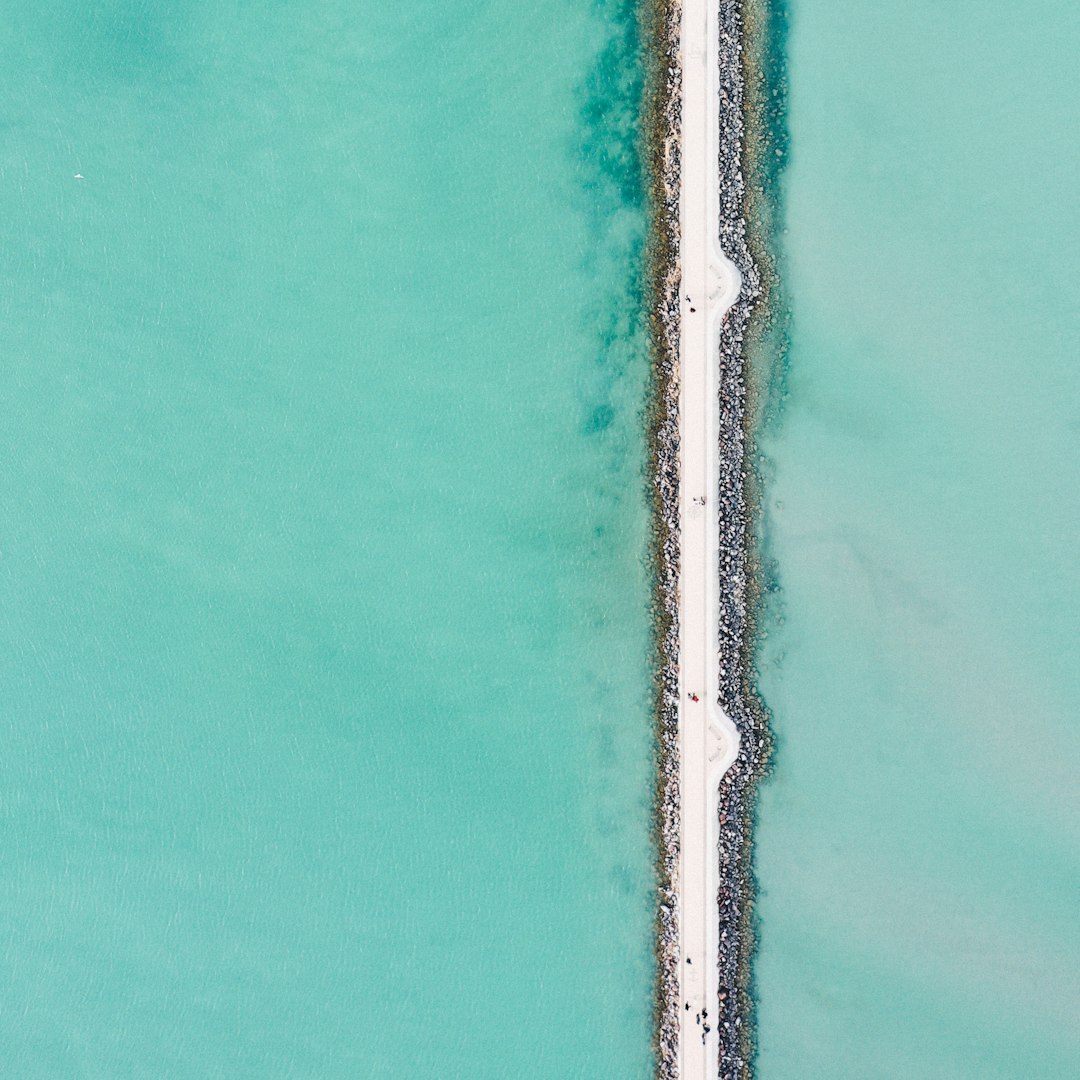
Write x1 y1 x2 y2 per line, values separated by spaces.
641 0 682 1074
646 1 774 1078
711 2 776 1078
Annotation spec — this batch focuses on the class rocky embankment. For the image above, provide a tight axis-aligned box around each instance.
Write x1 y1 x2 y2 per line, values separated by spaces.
649 2 772 1078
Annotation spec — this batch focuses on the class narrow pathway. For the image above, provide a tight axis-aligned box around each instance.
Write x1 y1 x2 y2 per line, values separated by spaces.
677 0 742 1075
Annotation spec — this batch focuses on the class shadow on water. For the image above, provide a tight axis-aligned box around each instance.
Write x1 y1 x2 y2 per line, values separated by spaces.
740 1 793 1075
744 0 792 439
578 0 648 213
744 0 793 709
16 0 208 87
572 0 650 455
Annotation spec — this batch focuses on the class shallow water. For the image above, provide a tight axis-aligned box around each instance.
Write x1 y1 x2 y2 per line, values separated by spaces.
0 2 656 1074
753 1 1080 1076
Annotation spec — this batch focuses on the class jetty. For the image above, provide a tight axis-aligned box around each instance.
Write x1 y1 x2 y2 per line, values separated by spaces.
675 0 748 1076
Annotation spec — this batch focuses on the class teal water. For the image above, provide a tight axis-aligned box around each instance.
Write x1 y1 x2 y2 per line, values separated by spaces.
0 3 656 1075
754 1 1080 1076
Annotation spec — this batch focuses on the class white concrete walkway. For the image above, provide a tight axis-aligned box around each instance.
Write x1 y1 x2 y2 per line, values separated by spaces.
676 0 742 1075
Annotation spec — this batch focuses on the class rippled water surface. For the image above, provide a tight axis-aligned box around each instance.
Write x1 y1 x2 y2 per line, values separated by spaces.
0 2 656 1074
753 1 1080 1076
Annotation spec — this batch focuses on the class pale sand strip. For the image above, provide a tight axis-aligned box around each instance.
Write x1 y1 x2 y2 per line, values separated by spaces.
677 0 742 1075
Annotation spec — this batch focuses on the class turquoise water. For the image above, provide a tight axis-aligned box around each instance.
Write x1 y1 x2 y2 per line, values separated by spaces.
754 1 1080 1076
0 3 656 1075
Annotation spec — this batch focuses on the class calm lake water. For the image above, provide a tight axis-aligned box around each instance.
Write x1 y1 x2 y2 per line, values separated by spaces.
0 2 657 1075
753 1 1080 1076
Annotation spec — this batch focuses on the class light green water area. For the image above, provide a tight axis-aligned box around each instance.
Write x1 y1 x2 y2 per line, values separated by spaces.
754 1 1080 1077
0 3 656 1075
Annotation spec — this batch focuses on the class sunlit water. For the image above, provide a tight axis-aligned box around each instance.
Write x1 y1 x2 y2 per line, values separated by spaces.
0 2 657 1075
753 1 1080 1076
